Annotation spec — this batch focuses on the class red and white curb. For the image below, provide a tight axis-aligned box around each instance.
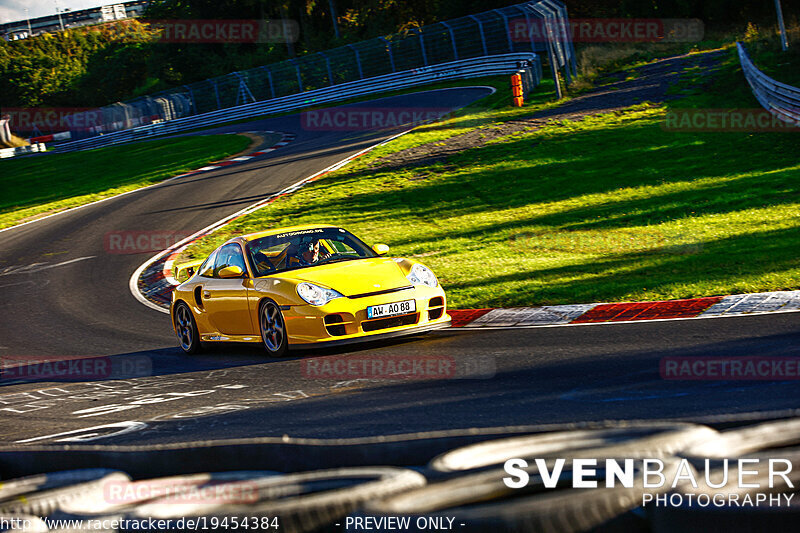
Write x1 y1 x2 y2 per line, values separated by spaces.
448 291 800 328
172 131 296 178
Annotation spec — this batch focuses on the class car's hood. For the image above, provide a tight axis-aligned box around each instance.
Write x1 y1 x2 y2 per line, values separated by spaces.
279 258 410 296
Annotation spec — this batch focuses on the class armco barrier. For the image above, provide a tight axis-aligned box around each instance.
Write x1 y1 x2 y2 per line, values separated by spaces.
0 143 46 159
737 41 800 124
52 53 541 153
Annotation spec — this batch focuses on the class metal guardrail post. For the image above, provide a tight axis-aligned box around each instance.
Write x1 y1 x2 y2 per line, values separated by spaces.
493 9 516 53
554 12 572 85
347 45 364 78
320 52 335 86
542 0 575 81
529 1 565 96
468 15 488 56
183 86 197 115
212 80 222 110
415 29 428 66
515 5 537 54
379 37 396 72
234 72 256 106
775 0 789 51
260 66 275 99
554 1 578 78
440 21 459 60
290 59 304 90
547 35 562 98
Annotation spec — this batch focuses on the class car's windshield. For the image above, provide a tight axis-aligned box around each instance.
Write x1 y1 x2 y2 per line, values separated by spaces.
245 227 377 277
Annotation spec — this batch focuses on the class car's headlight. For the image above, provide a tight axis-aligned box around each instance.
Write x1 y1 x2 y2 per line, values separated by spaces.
296 282 344 306
406 264 438 287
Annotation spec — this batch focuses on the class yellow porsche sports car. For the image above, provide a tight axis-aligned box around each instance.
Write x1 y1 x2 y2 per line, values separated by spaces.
171 225 450 356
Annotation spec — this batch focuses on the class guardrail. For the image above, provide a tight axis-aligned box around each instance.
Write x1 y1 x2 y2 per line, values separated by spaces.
737 41 800 124
51 53 542 153
0 143 47 159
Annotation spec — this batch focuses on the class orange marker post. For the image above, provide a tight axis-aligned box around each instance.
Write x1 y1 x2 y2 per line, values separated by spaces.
511 73 524 107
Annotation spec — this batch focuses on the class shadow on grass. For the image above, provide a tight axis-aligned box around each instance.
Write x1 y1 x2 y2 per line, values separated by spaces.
267 116 800 246
448 225 800 306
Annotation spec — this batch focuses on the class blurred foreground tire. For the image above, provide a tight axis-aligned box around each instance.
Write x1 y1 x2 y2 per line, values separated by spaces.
430 423 718 472
362 458 682 533
129 467 425 533
649 418 800 532
0 470 129 516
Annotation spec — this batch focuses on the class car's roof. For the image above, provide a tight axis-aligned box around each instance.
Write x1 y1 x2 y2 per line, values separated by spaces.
235 224 339 243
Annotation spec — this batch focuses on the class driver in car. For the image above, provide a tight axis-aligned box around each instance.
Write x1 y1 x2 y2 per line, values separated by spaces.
291 239 330 267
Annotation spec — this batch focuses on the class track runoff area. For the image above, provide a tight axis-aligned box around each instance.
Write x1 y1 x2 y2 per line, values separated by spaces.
1 87 800 531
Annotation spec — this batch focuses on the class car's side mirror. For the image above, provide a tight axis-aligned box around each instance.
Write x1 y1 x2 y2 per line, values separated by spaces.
217 265 245 278
372 243 390 255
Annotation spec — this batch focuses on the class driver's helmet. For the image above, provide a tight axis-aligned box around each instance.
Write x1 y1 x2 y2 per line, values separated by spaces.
297 238 317 257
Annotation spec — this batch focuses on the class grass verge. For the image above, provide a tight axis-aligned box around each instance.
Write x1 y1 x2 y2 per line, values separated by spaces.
0 135 252 230
177 38 800 308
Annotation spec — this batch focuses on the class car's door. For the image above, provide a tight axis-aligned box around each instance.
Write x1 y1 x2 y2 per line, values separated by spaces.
202 243 256 336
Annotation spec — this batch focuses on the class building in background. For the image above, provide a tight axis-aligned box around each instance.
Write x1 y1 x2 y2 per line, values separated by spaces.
1 1 149 40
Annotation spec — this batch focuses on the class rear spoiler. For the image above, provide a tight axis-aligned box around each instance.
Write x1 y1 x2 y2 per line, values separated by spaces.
173 259 204 283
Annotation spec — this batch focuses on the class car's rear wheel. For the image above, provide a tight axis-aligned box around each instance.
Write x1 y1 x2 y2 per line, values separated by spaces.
260 300 288 357
174 302 201 354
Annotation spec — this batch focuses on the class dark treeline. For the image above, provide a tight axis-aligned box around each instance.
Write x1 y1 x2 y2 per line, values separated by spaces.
1 0 796 109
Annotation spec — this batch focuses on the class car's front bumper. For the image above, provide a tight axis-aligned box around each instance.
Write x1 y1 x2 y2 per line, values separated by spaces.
290 317 451 349
282 285 449 346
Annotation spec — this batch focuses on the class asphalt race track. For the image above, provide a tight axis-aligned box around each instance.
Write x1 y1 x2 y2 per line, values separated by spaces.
1 87 799 447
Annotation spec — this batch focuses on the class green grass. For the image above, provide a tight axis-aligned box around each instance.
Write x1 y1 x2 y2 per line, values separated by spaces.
176 41 800 308
0 135 252 229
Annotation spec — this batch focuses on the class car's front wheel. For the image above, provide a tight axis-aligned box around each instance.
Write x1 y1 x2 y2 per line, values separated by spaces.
260 299 288 357
174 301 201 354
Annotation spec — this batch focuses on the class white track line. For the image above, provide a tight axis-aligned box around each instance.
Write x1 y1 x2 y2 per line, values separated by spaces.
0 175 187 235
0 256 95 276
0 134 286 235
